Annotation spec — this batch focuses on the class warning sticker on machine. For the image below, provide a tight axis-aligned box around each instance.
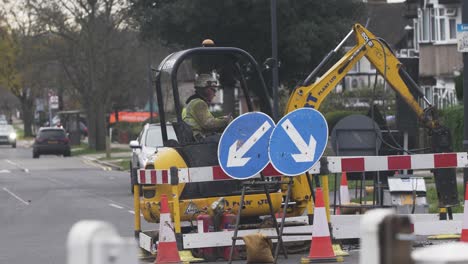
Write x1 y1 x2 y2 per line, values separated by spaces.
184 202 199 215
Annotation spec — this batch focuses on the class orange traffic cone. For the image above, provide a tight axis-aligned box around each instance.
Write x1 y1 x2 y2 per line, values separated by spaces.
340 172 350 204
155 194 181 264
302 188 341 263
461 183 468 242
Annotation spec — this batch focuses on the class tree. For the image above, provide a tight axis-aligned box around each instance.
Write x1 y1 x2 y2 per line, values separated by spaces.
129 0 365 87
34 0 146 150
0 1 48 136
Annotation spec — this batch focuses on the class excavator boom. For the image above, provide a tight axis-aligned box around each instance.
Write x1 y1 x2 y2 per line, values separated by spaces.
286 24 437 129
286 23 457 208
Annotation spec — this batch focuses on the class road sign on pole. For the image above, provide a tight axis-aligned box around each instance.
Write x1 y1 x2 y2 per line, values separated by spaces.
218 112 275 179
457 24 468 52
269 108 328 176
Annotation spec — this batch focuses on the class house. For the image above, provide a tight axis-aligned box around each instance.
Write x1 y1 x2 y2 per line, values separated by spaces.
342 1 414 92
405 0 461 109
342 0 459 109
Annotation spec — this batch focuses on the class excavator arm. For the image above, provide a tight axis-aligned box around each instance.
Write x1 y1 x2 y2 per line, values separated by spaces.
286 24 438 130
286 23 458 208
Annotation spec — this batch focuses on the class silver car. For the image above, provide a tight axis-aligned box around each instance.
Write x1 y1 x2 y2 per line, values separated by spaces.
129 123 177 193
0 122 17 148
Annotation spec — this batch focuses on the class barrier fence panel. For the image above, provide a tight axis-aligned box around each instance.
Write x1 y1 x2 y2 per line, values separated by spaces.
138 152 468 185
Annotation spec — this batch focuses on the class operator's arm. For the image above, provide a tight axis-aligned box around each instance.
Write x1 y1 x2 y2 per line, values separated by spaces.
190 99 231 132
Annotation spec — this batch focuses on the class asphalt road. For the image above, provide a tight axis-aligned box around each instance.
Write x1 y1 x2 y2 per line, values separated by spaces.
0 144 362 264
0 144 150 264
0 143 458 264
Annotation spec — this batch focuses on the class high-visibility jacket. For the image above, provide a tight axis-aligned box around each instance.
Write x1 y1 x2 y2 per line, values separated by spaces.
183 97 229 139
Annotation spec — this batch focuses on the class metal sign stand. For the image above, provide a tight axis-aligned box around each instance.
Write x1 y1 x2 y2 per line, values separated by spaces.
228 174 294 264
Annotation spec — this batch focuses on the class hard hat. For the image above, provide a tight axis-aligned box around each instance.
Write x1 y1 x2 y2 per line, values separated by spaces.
195 74 219 89
202 39 215 46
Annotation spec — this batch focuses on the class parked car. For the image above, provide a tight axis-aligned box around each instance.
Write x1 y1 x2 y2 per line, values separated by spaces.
0 123 16 148
33 127 71 158
129 123 177 193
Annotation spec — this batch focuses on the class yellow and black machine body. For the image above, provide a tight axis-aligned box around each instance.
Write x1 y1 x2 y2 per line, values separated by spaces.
139 47 314 232
286 23 458 208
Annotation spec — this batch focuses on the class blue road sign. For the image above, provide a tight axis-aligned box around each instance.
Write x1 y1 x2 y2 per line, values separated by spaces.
269 108 328 176
218 112 275 179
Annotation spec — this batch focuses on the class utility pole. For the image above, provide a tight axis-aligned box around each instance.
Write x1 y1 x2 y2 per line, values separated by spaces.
147 44 154 123
270 0 279 121
463 1 468 191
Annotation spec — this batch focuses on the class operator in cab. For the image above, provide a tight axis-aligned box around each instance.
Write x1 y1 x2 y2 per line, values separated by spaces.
183 74 232 142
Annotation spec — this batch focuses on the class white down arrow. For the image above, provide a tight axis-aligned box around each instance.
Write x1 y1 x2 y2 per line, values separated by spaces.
227 121 272 167
281 119 316 162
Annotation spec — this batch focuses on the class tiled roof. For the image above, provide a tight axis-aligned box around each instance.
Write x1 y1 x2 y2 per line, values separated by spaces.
363 2 411 48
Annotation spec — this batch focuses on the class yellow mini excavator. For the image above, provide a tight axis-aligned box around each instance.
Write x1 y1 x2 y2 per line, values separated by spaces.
134 23 458 255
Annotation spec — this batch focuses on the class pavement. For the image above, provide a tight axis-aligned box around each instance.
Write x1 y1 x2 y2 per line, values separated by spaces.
78 141 131 171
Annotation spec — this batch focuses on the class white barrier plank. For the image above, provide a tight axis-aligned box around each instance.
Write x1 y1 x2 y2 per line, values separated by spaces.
180 214 466 249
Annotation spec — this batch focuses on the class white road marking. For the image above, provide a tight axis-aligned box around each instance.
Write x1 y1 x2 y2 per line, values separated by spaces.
127 211 144 217
3 187 29 205
0 169 11 173
109 203 124 209
5 159 29 173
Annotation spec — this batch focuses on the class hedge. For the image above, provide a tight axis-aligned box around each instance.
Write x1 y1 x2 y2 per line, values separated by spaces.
440 105 464 151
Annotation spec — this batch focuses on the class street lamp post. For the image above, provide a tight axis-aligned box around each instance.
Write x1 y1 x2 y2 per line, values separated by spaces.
463 1 468 191
270 0 279 121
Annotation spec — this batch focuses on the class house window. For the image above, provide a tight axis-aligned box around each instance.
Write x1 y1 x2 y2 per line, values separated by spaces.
418 8 433 42
449 19 456 39
418 7 459 44
413 20 419 51
435 8 457 42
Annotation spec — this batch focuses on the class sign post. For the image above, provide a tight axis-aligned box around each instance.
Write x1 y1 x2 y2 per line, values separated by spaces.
267 108 328 261
219 112 289 264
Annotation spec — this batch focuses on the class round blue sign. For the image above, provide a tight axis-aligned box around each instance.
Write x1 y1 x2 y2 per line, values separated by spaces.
218 112 275 179
269 108 328 176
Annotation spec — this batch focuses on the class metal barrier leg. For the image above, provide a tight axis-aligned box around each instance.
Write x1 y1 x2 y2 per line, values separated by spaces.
228 183 247 264
261 176 288 261
272 176 292 262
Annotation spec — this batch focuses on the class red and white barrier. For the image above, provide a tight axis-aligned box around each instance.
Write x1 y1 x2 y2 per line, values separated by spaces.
138 163 282 184
138 152 468 185
461 183 468 243
326 152 468 173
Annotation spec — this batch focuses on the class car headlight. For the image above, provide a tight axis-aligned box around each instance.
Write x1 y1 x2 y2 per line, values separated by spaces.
9 133 16 140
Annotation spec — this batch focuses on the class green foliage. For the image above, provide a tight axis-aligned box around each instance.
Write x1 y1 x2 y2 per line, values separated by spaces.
112 122 145 143
455 73 463 100
440 105 464 151
0 27 21 94
427 182 464 213
129 0 366 86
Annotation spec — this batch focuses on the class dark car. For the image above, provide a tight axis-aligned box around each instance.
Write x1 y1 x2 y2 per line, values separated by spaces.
33 127 71 158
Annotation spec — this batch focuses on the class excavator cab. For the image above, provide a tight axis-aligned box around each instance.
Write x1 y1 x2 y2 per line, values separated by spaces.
154 47 273 167
139 47 290 224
